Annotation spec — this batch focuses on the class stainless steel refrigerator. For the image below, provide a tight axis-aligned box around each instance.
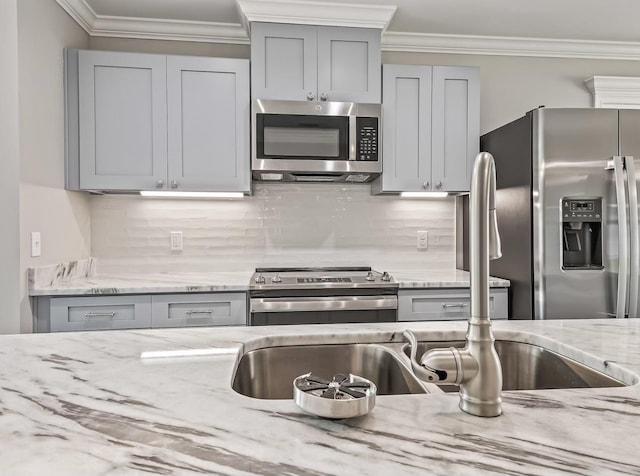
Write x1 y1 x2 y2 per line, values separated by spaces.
480 107 640 319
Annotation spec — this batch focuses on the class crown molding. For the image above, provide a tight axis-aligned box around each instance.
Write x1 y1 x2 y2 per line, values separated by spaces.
91 17 249 44
56 0 96 33
237 0 397 29
56 0 248 44
585 76 640 108
382 32 640 61
57 0 640 60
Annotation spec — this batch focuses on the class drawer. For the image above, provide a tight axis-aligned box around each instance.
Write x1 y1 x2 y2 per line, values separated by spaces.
151 293 247 328
49 295 152 332
398 288 508 321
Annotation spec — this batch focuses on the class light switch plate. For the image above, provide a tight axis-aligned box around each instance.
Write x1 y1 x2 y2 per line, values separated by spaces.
31 232 41 257
417 230 428 250
170 231 183 251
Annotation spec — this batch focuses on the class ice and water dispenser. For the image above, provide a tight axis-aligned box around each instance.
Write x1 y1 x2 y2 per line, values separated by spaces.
561 198 603 270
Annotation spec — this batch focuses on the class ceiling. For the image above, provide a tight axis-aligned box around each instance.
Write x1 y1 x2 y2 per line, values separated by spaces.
57 0 640 60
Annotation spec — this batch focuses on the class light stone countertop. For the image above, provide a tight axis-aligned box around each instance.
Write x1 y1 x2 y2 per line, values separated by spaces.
28 259 509 296
1 319 639 475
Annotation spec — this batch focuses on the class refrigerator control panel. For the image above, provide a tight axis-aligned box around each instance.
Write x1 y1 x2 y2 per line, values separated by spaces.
562 199 602 222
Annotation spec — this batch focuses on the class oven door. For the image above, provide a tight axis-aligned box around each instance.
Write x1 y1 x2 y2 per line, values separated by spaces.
255 113 350 161
250 295 397 326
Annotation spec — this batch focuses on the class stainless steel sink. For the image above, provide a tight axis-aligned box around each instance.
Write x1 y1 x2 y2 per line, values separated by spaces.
232 343 426 399
403 340 626 392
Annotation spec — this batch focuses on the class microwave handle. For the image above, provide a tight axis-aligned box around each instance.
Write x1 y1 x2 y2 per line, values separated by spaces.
349 115 357 160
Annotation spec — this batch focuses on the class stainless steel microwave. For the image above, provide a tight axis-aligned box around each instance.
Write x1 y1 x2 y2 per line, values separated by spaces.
251 99 381 183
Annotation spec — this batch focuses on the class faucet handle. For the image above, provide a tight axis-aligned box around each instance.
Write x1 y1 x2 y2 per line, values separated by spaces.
402 330 448 383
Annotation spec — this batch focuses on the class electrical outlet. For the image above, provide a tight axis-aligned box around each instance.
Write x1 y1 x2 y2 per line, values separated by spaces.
170 231 183 251
417 230 428 250
31 232 41 257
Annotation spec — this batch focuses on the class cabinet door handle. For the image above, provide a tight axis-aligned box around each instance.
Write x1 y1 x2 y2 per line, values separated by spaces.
155 179 164 188
422 182 430 189
185 309 213 316
442 303 468 309
320 92 328 101
84 311 116 319
171 180 178 189
307 92 315 100
435 181 443 189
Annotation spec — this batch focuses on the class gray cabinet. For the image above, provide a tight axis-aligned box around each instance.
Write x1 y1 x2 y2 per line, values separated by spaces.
36 292 248 332
376 64 479 193
66 49 250 193
48 295 153 332
398 288 508 322
167 56 250 192
250 23 381 103
151 293 247 328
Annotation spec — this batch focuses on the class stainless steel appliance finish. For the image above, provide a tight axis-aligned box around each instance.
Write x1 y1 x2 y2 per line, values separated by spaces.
480 108 640 319
249 267 398 326
403 340 626 392
252 99 382 183
232 343 426 399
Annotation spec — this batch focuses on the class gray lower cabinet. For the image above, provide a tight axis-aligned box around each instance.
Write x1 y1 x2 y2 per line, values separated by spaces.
37 293 247 332
250 22 381 103
151 293 247 328
375 64 479 193
48 295 153 332
398 288 508 321
65 49 250 193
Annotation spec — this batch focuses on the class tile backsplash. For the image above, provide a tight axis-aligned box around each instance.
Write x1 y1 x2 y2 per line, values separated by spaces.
90 184 456 274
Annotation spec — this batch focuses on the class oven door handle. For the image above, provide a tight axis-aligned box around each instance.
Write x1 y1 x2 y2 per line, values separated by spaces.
250 296 398 313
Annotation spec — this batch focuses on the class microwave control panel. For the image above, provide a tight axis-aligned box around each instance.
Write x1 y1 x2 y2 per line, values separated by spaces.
356 117 379 161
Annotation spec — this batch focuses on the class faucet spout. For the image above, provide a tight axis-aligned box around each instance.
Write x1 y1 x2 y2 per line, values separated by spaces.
404 152 503 417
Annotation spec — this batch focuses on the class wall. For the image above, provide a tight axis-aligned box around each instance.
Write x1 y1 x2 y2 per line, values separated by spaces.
18 0 91 332
383 52 640 134
92 185 455 274
0 0 21 334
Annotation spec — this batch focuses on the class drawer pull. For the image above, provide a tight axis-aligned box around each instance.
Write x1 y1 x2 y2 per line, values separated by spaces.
185 309 214 316
442 303 468 309
84 311 116 319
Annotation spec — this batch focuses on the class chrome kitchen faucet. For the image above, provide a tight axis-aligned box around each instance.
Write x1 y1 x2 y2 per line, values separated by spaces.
405 152 503 417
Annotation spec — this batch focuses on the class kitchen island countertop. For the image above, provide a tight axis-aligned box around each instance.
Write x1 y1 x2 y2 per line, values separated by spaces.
1 319 638 475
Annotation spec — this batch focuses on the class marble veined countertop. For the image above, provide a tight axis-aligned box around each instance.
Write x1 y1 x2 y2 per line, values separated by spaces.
28 259 509 296
1 319 638 475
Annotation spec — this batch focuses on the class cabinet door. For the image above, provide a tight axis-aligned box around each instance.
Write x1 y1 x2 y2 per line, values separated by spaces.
317 27 381 103
49 295 152 332
151 293 247 328
251 23 317 101
78 50 168 190
381 65 432 191
167 57 250 192
431 66 480 192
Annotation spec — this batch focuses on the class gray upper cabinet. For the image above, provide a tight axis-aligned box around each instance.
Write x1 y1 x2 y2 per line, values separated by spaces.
431 66 480 192
167 56 250 192
77 50 168 191
376 64 479 193
66 49 250 192
250 23 381 103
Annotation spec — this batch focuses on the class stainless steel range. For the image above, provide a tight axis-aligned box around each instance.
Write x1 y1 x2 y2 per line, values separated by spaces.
249 267 398 326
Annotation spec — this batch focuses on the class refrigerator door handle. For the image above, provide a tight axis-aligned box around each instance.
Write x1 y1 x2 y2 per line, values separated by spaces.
625 156 639 318
613 156 629 319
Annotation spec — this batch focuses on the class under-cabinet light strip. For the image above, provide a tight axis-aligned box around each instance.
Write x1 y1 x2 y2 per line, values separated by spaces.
140 191 244 199
400 192 449 198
